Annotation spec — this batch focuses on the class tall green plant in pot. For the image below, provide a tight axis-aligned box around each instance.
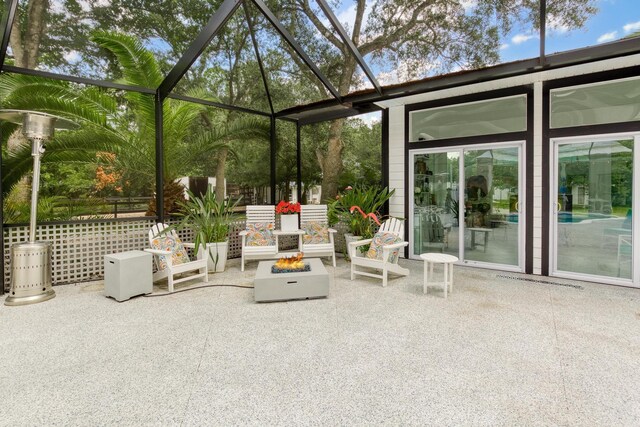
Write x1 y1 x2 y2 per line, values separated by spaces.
171 187 241 272
328 185 395 256
328 185 395 239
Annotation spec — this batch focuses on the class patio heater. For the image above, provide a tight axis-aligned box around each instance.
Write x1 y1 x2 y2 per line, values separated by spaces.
0 110 78 306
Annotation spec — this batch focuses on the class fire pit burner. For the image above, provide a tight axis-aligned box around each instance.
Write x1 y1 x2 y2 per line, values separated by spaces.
271 253 310 274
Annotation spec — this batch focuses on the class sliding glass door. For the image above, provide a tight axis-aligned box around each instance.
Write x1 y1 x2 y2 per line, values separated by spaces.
551 134 639 286
463 146 521 266
410 142 524 271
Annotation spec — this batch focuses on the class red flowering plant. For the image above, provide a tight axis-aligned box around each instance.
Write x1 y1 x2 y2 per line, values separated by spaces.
327 185 394 238
276 200 301 215
349 205 382 239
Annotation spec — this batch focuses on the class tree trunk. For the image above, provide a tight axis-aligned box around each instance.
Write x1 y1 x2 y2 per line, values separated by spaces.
9 0 49 69
215 147 228 201
146 180 186 217
319 118 346 201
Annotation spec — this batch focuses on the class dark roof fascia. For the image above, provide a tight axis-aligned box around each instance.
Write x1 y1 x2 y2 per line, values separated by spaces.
296 103 383 125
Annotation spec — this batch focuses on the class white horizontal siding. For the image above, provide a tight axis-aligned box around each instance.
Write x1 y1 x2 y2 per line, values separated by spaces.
388 106 405 221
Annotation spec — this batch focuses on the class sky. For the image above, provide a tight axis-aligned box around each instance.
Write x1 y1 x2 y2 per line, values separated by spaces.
499 0 640 63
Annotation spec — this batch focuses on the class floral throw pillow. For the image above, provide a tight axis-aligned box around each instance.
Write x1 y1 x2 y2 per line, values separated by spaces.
303 221 330 244
150 233 190 271
365 231 402 263
246 222 275 246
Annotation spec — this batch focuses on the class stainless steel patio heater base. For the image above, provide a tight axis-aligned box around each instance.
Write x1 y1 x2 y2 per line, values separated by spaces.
5 241 54 306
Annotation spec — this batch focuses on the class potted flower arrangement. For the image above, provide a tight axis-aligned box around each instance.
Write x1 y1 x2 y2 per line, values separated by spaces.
170 187 241 272
276 200 301 231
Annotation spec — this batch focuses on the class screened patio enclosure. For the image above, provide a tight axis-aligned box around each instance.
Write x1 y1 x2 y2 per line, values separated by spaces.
1 0 640 290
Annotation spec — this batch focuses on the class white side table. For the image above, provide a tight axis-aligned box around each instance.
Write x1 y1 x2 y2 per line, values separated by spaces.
104 250 152 301
420 253 459 298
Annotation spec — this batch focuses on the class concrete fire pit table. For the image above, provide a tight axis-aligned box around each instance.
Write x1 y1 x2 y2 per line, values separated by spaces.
254 258 330 302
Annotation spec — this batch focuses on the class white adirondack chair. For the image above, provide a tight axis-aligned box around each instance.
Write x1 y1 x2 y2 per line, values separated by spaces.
239 205 278 271
300 204 336 267
349 217 409 287
144 223 208 293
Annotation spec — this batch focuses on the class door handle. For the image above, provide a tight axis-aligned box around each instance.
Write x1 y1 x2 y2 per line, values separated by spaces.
515 201 519 212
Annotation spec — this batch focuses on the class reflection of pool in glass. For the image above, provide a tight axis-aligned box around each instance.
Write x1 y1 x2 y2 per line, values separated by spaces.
558 212 613 223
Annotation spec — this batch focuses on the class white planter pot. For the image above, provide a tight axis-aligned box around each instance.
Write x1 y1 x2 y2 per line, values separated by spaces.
280 214 299 231
198 241 228 272
344 233 365 257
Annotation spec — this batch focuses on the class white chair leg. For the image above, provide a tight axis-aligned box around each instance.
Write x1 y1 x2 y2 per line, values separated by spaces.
332 251 336 267
350 263 355 280
423 261 428 294
241 253 245 272
443 262 448 299
382 267 388 287
168 274 174 293
449 263 454 293
204 266 209 283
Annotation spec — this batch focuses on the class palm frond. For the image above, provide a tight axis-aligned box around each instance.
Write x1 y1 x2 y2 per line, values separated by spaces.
91 31 163 88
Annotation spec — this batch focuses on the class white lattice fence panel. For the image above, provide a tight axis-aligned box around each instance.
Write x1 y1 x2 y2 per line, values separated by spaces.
3 219 155 288
3 217 324 289
333 222 349 255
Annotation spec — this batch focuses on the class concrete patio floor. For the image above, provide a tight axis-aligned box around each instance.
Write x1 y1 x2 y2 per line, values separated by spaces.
1 257 639 426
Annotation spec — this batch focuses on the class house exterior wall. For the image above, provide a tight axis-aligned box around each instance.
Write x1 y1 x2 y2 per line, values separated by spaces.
385 53 640 278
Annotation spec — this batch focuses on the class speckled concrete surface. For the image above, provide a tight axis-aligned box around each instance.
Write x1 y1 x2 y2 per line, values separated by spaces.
1 257 639 426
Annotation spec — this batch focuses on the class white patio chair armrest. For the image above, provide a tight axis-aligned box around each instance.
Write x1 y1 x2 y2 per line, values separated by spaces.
349 238 373 248
328 228 338 234
381 242 408 263
183 242 196 249
348 238 372 259
238 230 248 236
383 241 408 250
144 248 172 256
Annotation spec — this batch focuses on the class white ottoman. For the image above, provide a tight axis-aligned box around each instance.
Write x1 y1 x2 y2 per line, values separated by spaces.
420 253 459 298
104 250 153 301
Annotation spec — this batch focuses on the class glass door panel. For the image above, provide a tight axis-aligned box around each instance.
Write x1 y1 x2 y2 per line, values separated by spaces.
554 139 633 279
412 151 460 258
463 146 520 266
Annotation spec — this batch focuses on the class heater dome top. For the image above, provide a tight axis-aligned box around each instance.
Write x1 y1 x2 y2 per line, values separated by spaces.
0 109 79 140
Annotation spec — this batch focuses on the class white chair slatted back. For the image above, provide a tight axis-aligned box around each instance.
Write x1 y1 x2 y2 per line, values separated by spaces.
149 223 178 243
379 217 404 237
300 204 328 227
246 205 275 226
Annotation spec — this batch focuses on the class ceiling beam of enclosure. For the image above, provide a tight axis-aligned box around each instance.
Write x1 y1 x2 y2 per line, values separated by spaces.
167 93 272 118
0 0 18 69
2 65 157 94
243 1 275 115
316 0 383 96
539 0 546 65
157 0 242 100
250 0 342 103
